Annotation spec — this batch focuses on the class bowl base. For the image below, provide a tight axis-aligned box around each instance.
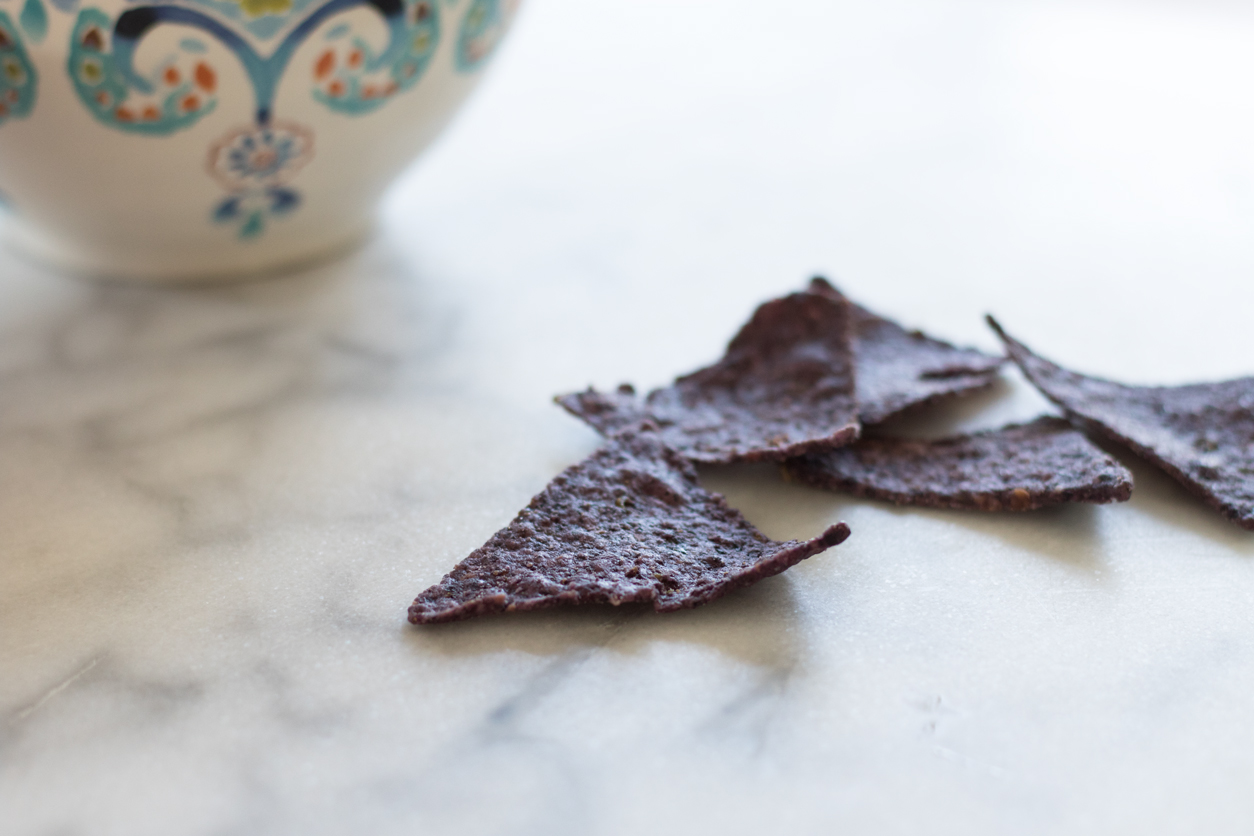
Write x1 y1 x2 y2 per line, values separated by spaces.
1 216 375 286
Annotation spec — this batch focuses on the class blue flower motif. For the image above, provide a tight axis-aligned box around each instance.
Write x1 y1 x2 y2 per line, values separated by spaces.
207 122 312 239
208 121 313 190
227 132 296 179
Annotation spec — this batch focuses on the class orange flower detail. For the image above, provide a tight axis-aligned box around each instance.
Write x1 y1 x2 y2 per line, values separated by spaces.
115 107 134 122
195 63 216 93
347 50 362 69
164 66 180 85
314 51 334 80
95 90 110 106
143 105 160 120
182 94 200 111
327 80 345 97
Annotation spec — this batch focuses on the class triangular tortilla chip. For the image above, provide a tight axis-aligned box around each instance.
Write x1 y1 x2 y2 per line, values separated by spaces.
989 316 1254 530
410 429 851 624
557 290 860 463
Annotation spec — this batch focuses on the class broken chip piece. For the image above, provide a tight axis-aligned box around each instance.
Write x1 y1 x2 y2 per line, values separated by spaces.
783 416 1133 511
557 290 860 464
807 277 1004 425
989 317 1254 530
409 429 851 624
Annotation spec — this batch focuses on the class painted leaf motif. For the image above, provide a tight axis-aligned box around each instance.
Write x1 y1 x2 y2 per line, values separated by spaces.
212 185 303 239
20 0 48 44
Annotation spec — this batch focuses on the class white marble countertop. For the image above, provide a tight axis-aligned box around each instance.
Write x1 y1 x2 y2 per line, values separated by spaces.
5 0 1254 833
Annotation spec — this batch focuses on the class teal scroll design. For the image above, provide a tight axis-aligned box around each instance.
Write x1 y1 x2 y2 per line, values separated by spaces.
64 0 446 238
68 8 219 134
0 11 38 124
69 0 441 135
311 0 438 114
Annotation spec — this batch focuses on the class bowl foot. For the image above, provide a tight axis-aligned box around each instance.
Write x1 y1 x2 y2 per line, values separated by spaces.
1 216 375 286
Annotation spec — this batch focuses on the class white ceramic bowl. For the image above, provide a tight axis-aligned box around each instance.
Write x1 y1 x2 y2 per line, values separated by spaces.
0 0 518 281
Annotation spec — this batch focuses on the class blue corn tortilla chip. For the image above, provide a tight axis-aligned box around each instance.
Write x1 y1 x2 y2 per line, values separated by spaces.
558 280 1004 463
989 316 1254 530
784 416 1133 511
807 277 1004 425
409 428 851 624
557 289 860 464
